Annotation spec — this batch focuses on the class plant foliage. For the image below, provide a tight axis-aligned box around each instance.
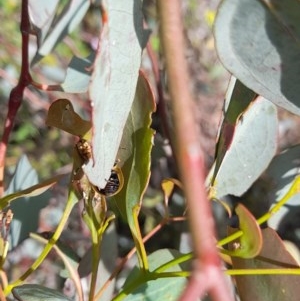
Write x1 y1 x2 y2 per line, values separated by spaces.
0 0 299 301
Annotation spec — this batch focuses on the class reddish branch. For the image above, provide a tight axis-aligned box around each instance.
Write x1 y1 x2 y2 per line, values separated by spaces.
157 1 233 300
0 0 32 195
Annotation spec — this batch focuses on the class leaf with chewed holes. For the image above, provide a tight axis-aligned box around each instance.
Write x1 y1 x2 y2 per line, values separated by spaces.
46 98 91 138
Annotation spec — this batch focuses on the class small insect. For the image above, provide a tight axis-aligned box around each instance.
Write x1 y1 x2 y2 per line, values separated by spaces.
76 139 92 163
75 139 123 197
96 163 124 197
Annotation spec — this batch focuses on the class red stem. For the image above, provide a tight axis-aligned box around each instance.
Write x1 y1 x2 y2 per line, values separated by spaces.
157 1 233 300
0 0 32 195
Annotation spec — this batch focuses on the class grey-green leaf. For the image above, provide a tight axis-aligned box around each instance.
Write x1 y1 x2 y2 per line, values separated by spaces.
111 73 155 224
61 53 94 93
32 0 90 63
122 249 189 301
210 77 257 186
3 156 65 248
12 284 71 301
265 145 300 230
28 0 59 44
210 96 277 198
214 0 300 115
83 0 146 189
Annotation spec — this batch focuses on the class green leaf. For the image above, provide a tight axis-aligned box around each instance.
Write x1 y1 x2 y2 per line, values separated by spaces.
121 249 189 301
231 228 300 301
228 204 262 259
111 73 156 226
109 73 155 271
209 96 277 198
83 0 147 190
12 284 71 301
214 0 300 115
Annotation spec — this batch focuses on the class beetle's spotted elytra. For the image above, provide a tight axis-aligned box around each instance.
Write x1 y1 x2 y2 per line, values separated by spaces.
96 163 124 197
75 138 124 197
76 139 93 163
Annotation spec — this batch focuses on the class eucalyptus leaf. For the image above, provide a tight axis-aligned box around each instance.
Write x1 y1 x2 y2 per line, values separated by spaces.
231 228 300 301
210 77 257 187
32 0 90 63
214 0 300 115
61 53 95 93
111 73 156 226
122 249 189 301
46 98 91 138
83 0 147 190
228 204 262 259
5 155 38 195
1 175 64 210
210 96 277 198
265 145 300 230
28 0 59 45
2 156 66 248
12 284 71 301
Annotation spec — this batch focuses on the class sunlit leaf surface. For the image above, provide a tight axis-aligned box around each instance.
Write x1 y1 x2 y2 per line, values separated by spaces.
210 96 277 198
83 0 146 189
214 0 300 115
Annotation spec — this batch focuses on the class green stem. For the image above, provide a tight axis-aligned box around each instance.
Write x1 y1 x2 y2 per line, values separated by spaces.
226 268 300 276
89 238 101 301
154 253 193 273
83 196 114 301
82 201 100 301
4 188 78 295
113 270 191 301
257 176 300 225
131 205 149 272
217 176 300 249
217 230 243 248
